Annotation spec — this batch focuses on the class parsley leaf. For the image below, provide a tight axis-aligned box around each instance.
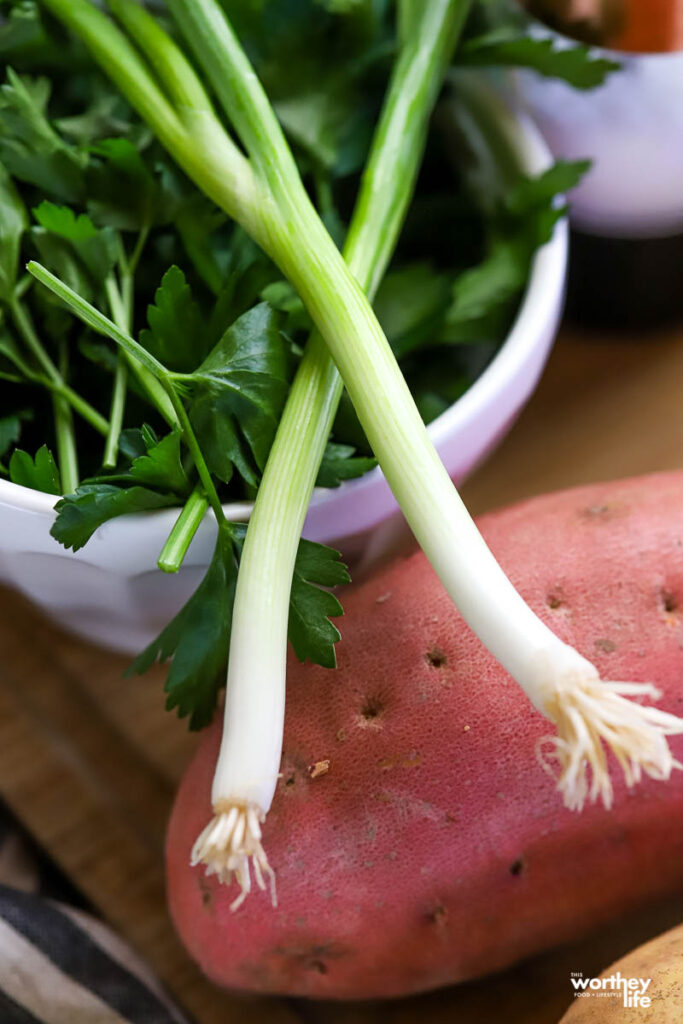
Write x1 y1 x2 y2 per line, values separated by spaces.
9 443 60 493
51 483 178 551
125 528 240 730
87 138 177 231
33 200 100 241
0 2 47 59
127 427 191 494
0 414 21 461
188 301 290 485
374 262 453 359
139 265 206 373
274 77 375 177
444 236 528 334
442 161 589 342
50 425 192 550
117 426 149 463
0 408 30 468
504 159 591 217
460 33 620 90
174 195 229 297
207 237 281 337
316 441 376 487
259 278 311 334
125 527 350 725
288 538 349 668
32 200 118 290
0 68 86 201
56 91 134 147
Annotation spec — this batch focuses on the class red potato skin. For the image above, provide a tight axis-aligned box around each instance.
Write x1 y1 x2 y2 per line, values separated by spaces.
166 472 683 999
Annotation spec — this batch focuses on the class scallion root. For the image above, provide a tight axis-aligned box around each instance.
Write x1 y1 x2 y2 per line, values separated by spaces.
191 801 277 911
539 678 683 811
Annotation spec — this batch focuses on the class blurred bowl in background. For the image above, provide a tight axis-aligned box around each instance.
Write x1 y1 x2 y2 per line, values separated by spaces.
514 14 683 238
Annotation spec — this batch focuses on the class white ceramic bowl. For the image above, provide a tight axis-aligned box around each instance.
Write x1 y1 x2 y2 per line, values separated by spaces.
0 81 568 654
513 24 683 238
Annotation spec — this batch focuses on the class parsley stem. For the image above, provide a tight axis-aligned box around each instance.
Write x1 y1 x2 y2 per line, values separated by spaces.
32 252 223 536
13 274 31 302
52 394 79 493
52 383 109 436
131 366 178 430
157 485 209 573
55 339 79 493
312 172 335 223
9 296 61 386
163 387 228 533
27 260 178 428
28 262 163 373
103 274 130 468
125 224 149 277
10 285 110 436
102 225 150 468
9 298 80 492
113 264 179 434
104 359 127 466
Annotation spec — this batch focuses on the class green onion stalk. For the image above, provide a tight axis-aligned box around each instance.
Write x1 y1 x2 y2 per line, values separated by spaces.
190 0 471 909
41 0 683 910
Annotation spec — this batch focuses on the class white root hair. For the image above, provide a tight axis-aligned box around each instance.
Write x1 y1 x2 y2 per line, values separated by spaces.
539 679 683 811
191 801 277 912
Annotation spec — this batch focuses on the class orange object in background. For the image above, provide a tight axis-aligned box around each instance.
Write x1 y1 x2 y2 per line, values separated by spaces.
526 0 683 52
617 0 683 52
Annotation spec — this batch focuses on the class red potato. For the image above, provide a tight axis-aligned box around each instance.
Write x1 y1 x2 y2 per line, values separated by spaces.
166 471 683 999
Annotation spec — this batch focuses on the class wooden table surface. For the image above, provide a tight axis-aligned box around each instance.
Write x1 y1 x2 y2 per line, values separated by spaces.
1 325 683 1024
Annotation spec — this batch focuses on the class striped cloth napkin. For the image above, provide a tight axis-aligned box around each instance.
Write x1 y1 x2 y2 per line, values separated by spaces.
0 809 190 1024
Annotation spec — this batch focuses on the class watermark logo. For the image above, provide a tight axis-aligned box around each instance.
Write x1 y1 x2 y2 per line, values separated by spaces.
570 971 652 1008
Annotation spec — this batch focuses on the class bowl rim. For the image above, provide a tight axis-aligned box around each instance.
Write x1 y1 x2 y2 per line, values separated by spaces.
0 78 568 531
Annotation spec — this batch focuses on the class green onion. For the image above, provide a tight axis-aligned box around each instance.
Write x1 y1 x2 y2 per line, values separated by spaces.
191 0 472 908
42 0 683 911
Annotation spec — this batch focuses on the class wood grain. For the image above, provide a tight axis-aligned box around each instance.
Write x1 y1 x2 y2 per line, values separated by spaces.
461 328 683 515
0 595 300 1024
0 329 682 1024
